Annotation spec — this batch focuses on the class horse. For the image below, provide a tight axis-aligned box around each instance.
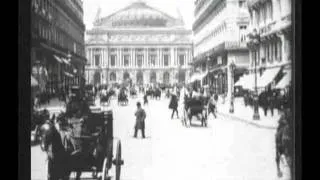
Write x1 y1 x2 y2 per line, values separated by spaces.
183 95 207 127
39 114 72 180
31 109 50 143
275 109 293 179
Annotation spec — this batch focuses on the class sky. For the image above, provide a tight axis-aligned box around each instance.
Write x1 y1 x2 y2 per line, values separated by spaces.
83 0 195 30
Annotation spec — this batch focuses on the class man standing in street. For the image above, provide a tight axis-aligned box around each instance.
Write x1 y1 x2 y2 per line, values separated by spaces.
134 102 146 138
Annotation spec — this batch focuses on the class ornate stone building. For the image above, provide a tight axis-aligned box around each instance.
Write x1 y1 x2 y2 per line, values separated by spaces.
85 1 193 87
244 0 292 92
192 0 250 99
31 0 86 93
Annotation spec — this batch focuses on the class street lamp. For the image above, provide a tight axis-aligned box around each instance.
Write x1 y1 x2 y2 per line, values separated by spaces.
229 61 236 113
67 52 72 91
248 29 260 120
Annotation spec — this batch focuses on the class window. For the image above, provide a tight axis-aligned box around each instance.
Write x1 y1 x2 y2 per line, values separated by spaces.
137 55 143 67
149 55 156 66
110 55 116 66
239 0 245 8
179 55 185 66
74 43 76 53
278 40 282 62
95 54 100 66
240 26 247 42
163 55 169 66
217 56 222 64
123 55 129 66
269 1 273 21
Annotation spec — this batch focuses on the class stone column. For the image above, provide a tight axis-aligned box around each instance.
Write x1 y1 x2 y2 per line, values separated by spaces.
280 34 287 63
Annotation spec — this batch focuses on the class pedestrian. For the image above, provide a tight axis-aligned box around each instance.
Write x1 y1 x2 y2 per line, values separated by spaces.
269 91 276 117
207 93 217 118
169 92 179 119
143 93 148 105
134 102 146 138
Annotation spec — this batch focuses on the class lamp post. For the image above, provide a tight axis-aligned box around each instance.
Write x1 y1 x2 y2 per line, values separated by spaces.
229 61 236 113
67 52 72 91
248 29 260 120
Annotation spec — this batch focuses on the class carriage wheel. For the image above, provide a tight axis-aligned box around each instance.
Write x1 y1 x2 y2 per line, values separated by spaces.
101 157 109 180
113 140 123 180
115 141 122 180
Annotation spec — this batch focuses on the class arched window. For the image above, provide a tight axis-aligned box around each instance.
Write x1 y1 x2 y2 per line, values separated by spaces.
163 72 170 85
150 71 156 83
93 71 101 85
136 71 143 85
123 72 130 81
110 72 116 81
178 70 185 83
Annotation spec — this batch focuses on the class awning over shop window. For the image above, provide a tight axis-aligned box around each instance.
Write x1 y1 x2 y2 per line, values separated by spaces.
257 67 281 87
240 74 256 91
31 75 38 87
64 72 74 77
276 70 291 89
189 72 208 83
53 55 63 63
61 57 71 65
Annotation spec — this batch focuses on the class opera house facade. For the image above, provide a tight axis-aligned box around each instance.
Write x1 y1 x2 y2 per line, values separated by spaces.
85 1 193 87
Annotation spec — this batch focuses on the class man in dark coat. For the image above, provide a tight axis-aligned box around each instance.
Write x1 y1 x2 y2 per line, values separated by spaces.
134 102 146 138
169 92 179 119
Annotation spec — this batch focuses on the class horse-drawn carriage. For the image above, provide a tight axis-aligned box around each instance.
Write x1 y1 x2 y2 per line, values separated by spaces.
145 88 161 100
100 90 115 107
40 107 124 180
118 90 128 106
183 95 210 127
129 87 137 98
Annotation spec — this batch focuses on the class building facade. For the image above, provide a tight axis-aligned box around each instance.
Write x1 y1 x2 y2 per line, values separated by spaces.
85 1 193 87
245 0 292 92
31 0 87 94
192 0 250 99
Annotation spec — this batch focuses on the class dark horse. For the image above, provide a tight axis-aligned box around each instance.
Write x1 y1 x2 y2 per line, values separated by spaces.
275 109 293 179
40 113 105 180
118 90 128 105
183 95 207 127
39 114 71 180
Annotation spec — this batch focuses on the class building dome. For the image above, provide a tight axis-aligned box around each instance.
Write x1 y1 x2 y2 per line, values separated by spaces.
95 1 183 28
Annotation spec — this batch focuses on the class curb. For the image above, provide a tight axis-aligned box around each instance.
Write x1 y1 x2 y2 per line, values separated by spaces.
217 112 278 130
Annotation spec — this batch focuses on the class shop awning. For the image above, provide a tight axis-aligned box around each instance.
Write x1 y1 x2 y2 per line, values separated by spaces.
189 72 208 83
257 67 281 87
276 70 291 89
64 72 74 77
241 74 256 91
61 57 71 65
31 76 38 86
53 55 63 63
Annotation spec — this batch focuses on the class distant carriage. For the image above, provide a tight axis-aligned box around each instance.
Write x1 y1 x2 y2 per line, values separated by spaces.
129 87 137 98
118 90 128 106
100 90 115 107
183 95 210 127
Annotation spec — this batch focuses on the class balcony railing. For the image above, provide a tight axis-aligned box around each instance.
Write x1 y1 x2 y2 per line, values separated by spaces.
225 41 247 49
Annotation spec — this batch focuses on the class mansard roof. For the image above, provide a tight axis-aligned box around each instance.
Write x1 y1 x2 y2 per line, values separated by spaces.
93 1 184 28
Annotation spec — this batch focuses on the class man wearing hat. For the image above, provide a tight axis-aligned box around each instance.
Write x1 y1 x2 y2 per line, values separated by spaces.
134 102 147 138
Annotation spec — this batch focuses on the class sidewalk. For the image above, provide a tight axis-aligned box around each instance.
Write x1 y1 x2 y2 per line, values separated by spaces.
216 97 280 129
